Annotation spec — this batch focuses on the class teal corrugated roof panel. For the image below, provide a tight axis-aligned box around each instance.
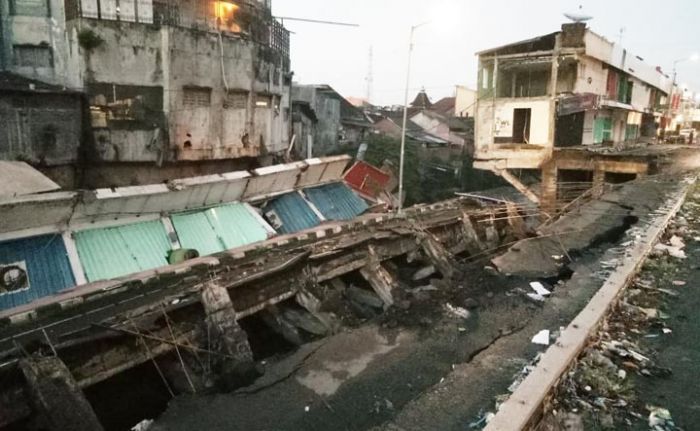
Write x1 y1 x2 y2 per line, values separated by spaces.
304 182 369 221
172 203 271 256
263 192 321 234
0 234 75 311
75 220 172 282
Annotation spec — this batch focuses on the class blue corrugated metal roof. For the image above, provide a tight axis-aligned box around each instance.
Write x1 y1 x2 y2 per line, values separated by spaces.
75 220 172 282
171 203 271 256
0 234 75 311
303 182 369 221
263 192 321 234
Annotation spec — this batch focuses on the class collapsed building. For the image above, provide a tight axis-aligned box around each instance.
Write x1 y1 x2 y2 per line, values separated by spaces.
0 154 517 430
473 23 688 210
0 0 291 188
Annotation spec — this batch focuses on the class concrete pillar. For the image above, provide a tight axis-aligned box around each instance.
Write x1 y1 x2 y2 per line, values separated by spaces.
19 357 104 431
359 246 397 307
540 161 558 216
200 281 255 383
592 168 606 198
420 234 459 279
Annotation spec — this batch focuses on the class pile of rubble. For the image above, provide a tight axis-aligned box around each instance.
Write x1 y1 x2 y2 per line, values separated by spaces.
537 199 700 430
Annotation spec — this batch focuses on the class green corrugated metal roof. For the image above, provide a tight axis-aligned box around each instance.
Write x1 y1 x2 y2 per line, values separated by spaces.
171 203 270 256
75 220 172 282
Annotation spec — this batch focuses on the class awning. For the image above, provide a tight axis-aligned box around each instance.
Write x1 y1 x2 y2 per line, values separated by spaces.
171 203 273 256
74 220 172 282
0 234 75 310
303 182 369 221
0 162 60 198
263 192 322 234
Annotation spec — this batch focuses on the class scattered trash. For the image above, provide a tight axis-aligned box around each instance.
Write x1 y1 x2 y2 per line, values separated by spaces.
617 369 627 380
672 280 686 286
669 235 685 248
468 411 495 429
526 293 547 302
662 328 673 334
412 265 436 281
532 330 550 346
654 243 687 259
304 405 310 412
648 406 676 430
131 419 154 431
530 282 551 297
445 303 470 319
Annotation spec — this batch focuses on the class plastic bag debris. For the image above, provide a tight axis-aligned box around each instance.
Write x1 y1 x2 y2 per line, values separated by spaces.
131 420 154 431
648 406 675 430
530 282 551 297
532 330 550 346
445 303 470 319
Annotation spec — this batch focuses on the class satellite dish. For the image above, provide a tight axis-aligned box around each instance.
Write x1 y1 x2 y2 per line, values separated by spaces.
564 5 593 23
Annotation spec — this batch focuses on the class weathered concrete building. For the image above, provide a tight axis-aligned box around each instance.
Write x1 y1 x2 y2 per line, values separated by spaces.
291 84 371 158
0 72 86 185
1 0 291 188
473 23 672 209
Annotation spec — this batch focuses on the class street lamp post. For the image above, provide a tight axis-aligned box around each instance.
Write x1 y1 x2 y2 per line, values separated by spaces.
665 54 699 137
398 22 428 214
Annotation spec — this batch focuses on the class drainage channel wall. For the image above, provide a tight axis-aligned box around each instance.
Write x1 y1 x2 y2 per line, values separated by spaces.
484 177 695 431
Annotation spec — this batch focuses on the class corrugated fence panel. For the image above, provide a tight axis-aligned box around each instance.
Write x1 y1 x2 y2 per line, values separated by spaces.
0 235 75 310
75 220 172 282
172 203 270 256
263 192 321 234
303 182 369 221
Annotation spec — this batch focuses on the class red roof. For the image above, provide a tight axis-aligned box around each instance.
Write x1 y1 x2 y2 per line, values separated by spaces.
343 161 391 199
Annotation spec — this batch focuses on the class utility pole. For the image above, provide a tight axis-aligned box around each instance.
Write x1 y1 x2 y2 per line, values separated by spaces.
398 22 428 214
365 46 374 104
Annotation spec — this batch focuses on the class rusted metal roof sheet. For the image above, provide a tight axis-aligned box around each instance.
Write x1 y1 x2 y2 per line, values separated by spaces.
343 161 391 199
303 182 369 221
263 192 321 234
0 162 60 198
171 203 273 256
0 234 75 310
74 220 172 282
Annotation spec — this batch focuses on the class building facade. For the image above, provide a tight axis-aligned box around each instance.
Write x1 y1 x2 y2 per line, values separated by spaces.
474 23 669 172
291 84 371 158
1 0 291 188
473 23 672 210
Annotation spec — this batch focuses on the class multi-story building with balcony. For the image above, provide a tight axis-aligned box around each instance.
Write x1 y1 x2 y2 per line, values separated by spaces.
473 23 674 209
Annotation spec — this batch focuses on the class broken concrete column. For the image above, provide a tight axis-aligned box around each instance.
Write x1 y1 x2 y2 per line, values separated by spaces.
261 306 304 346
540 161 558 216
359 246 397 307
593 169 606 198
19 356 104 431
200 281 255 383
505 202 528 239
296 289 339 334
461 213 486 254
419 233 459 280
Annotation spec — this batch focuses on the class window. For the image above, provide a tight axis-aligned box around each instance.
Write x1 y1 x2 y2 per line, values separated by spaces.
225 91 248 109
10 0 49 16
255 94 272 108
13 45 52 68
183 87 211 107
593 117 613 144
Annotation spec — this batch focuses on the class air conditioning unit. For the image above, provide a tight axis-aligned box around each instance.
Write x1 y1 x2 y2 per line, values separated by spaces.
0 261 30 295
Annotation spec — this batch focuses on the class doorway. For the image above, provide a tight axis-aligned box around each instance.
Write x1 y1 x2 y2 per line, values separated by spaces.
513 108 531 144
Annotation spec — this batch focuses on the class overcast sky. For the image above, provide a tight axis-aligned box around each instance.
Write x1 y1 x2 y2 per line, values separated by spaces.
272 0 700 106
